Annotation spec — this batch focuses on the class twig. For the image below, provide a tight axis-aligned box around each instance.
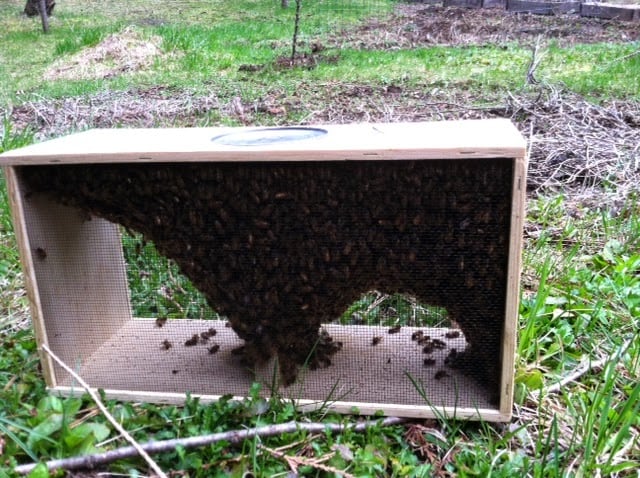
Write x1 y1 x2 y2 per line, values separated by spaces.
533 336 635 396
526 36 545 85
37 344 167 478
15 412 407 474
259 444 355 478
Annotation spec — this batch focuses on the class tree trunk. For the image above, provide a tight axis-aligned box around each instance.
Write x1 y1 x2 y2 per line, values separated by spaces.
290 0 302 65
24 0 55 33
281 0 290 7
38 0 49 33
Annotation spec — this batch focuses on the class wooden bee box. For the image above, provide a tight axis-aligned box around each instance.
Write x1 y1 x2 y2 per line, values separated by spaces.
1 119 527 421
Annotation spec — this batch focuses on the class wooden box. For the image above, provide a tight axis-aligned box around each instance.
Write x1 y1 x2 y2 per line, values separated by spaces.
1 119 527 421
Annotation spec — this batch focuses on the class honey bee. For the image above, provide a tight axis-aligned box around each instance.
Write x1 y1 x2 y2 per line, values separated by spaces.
155 317 168 328
423 358 436 367
432 339 446 349
411 330 424 341
161 339 172 350
208 344 220 354
319 356 332 367
422 344 434 354
445 348 458 366
434 370 449 380
417 335 432 345
445 330 461 339
371 336 382 346
184 334 199 347
388 325 401 334
35 247 47 260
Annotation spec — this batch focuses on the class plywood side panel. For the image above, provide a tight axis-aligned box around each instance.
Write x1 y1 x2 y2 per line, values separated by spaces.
4 166 56 386
499 154 528 417
18 183 132 383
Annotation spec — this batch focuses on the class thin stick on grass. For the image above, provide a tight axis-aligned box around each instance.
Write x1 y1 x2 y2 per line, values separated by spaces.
15 393 407 475
38 344 168 478
259 444 356 477
534 336 635 396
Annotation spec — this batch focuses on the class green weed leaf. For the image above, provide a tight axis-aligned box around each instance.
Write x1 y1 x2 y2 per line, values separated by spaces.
26 463 50 478
517 369 545 390
35 396 63 418
62 398 82 420
63 422 110 451
27 412 63 449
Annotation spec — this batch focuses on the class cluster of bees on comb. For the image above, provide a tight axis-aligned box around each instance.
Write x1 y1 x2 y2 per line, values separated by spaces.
21 157 512 396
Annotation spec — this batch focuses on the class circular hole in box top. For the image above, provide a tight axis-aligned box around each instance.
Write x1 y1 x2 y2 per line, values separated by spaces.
211 127 327 146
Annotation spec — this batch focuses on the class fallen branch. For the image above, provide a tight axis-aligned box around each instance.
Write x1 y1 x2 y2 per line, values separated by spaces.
34 344 167 478
533 336 635 396
15 398 407 475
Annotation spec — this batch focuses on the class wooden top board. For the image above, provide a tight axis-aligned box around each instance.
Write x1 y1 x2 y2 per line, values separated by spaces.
0 119 526 165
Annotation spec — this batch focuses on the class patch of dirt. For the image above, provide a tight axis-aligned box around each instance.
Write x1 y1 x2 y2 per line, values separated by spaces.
332 4 639 48
43 26 165 81
274 51 340 70
9 86 222 132
239 46 340 72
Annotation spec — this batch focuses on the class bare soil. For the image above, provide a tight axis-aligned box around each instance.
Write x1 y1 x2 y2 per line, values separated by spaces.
341 4 639 48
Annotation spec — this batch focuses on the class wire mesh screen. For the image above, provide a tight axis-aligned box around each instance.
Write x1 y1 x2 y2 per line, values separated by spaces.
310 0 391 15
283 0 394 34
19 158 513 410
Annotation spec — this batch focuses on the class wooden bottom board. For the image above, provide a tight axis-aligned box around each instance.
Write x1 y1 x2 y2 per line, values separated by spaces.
51 319 503 420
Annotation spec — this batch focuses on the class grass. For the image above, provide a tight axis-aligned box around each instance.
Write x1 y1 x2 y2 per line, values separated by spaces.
1 0 639 103
0 120 32 333
1 0 640 476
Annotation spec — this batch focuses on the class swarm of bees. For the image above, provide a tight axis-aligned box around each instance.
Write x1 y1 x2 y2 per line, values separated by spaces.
23 158 511 392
